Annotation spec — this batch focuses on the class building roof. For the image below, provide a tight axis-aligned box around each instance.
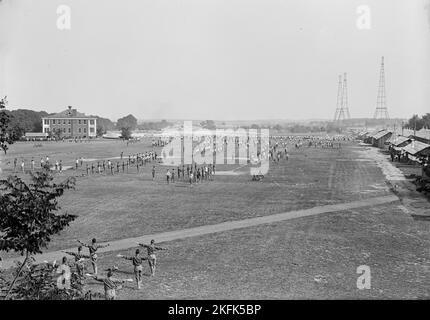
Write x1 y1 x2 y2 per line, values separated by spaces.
367 129 385 138
43 106 95 119
387 135 411 146
402 128 430 141
372 130 392 140
402 140 430 156
358 131 369 137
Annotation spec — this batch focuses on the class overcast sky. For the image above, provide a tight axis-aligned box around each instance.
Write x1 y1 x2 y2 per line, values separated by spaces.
0 0 429 121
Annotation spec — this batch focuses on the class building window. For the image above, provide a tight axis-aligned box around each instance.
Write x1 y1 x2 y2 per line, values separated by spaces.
90 127 95 133
63 120 66 124
83 120 87 124
63 128 66 133
44 119 49 125
68 120 71 125
78 128 81 133
78 120 81 124
53 119 56 124
90 120 94 125
84 128 87 133
68 128 71 133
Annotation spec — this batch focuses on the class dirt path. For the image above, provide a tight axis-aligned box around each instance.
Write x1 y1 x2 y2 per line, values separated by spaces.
1 195 399 269
355 146 430 218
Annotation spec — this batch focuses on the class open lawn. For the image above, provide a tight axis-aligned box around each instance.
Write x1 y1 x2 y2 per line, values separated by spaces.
1 139 391 257
1 139 429 299
92 203 430 299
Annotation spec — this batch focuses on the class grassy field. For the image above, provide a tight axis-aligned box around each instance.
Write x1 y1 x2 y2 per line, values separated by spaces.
92 203 430 299
1 138 429 299
1 139 390 256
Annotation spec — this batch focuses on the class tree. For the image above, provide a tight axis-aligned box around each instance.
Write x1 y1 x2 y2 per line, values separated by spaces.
6 109 49 133
53 128 63 140
96 126 105 137
116 114 137 130
200 120 216 130
120 127 132 140
137 120 171 131
422 113 430 128
95 116 115 134
7 123 25 141
273 124 283 131
0 96 13 154
407 114 424 130
0 165 77 299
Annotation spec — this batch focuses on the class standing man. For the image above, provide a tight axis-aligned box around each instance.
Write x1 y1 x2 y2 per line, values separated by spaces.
152 165 156 181
166 169 171 184
138 240 168 277
117 249 148 289
63 246 90 278
86 269 131 300
77 238 110 275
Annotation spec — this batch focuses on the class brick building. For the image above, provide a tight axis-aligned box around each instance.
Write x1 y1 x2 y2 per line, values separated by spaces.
42 106 97 139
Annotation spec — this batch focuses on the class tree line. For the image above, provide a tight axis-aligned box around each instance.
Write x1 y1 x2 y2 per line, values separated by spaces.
404 113 430 131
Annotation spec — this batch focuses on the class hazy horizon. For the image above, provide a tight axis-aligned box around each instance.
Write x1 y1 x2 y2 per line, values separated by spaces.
1 0 429 121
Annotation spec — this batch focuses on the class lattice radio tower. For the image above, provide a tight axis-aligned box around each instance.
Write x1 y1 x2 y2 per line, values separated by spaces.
333 73 350 122
373 56 389 119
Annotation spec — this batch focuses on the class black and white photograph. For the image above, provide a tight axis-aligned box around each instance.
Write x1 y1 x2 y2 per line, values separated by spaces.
0 0 429 310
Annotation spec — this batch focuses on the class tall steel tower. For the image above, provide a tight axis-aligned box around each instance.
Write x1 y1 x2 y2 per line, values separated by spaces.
333 73 350 122
373 56 389 119
342 73 351 119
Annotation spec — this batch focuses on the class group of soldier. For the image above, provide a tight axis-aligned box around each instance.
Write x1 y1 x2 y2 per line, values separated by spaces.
81 151 158 176
60 238 167 300
165 162 216 184
11 155 64 174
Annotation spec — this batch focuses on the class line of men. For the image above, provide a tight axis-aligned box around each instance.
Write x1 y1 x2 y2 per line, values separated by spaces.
82 151 158 175
11 156 65 174
165 163 216 184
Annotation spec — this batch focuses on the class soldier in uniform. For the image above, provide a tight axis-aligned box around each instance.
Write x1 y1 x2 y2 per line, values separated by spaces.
138 240 168 277
78 238 110 275
87 269 130 300
117 249 148 289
